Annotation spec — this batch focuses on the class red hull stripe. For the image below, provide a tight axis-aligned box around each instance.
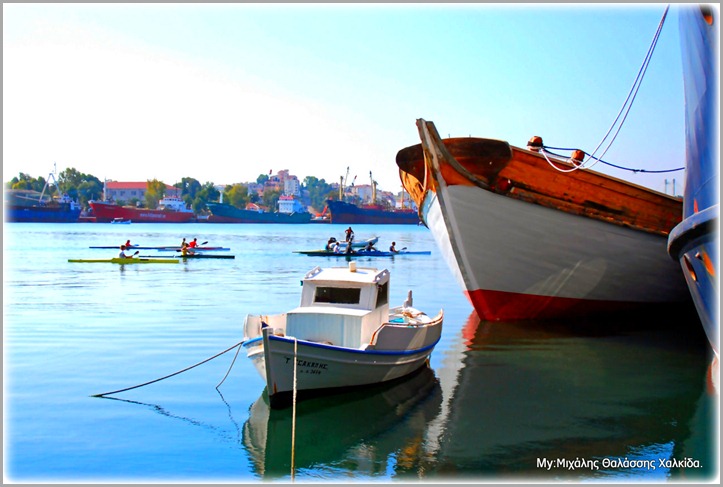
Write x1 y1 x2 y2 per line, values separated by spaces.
465 288 660 322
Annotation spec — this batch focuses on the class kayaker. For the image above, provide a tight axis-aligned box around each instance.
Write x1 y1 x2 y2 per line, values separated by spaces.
389 241 399 253
364 241 376 252
118 245 132 258
326 237 337 251
181 241 195 256
188 238 198 248
124 239 132 248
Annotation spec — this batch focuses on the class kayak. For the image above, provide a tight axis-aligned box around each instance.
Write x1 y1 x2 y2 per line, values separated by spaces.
293 249 431 257
88 246 230 251
141 254 235 259
68 258 179 264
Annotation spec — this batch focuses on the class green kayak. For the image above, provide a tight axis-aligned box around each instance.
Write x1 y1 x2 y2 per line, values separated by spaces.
68 258 179 264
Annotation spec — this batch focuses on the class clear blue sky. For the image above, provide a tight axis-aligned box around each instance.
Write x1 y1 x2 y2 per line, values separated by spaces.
3 3 703 195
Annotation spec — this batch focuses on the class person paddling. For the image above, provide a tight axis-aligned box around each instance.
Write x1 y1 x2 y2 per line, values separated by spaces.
389 241 399 253
118 245 135 258
188 237 198 249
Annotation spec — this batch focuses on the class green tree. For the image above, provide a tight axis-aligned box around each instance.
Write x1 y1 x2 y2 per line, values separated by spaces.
58 168 103 207
256 173 270 185
262 189 281 211
176 177 202 206
302 176 334 211
7 173 48 192
224 183 249 209
145 179 166 209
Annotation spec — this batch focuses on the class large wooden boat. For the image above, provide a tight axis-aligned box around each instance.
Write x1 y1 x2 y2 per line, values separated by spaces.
396 119 690 321
667 5 719 357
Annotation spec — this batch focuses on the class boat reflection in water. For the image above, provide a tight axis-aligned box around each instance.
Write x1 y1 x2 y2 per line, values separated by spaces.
422 311 716 482
242 364 442 480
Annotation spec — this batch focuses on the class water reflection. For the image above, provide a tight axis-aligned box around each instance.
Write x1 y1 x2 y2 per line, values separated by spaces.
419 311 716 482
241 365 443 480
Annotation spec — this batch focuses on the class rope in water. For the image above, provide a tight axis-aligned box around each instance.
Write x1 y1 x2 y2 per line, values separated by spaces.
91 339 245 397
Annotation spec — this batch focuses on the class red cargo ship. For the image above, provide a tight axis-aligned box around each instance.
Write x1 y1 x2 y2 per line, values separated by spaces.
89 196 195 223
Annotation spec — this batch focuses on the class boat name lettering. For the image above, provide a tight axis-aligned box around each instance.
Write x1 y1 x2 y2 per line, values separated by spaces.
139 213 167 219
284 357 328 370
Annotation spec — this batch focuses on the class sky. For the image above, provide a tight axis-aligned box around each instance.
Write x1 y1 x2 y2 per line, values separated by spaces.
3 3 713 195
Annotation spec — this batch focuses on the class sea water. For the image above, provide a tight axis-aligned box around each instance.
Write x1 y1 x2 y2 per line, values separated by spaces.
3 222 718 483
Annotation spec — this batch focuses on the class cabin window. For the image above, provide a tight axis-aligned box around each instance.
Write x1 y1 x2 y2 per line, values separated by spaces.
375 282 389 307
314 286 361 304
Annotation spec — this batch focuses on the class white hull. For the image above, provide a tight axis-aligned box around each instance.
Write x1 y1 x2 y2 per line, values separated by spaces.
417 124 690 321
245 327 438 404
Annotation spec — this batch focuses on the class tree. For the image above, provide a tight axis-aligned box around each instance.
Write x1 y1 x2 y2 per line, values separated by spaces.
302 176 334 212
262 189 281 211
145 179 166 209
7 173 47 193
58 168 103 207
256 173 270 185
224 183 249 209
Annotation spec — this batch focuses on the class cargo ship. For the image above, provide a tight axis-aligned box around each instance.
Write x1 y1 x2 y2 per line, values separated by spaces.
325 199 420 225
89 196 196 223
206 199 312 224
5 189 81 223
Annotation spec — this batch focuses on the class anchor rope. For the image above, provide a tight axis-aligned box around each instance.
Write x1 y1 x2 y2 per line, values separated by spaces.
291 337 298 482
91 339 245 397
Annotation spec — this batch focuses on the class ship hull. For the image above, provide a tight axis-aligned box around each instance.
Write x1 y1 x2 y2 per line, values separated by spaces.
89 201 195 223
326 200 420 225
206 202 311 223
667 6 719 355
5 205 81 223
398 120 691 321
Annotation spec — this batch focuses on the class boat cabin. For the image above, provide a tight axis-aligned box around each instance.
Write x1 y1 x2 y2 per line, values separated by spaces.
284 264 390 349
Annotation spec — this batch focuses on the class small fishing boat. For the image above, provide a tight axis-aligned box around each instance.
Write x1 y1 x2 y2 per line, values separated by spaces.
323 236 379 250
68 257 179 264
293 249 431 257
242 264 443 408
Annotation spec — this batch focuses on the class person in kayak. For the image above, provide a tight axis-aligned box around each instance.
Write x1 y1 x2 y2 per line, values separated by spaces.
189 238 198 249
181 241 195 256
124 239 132 248
389 241 399 253
118 245 133 258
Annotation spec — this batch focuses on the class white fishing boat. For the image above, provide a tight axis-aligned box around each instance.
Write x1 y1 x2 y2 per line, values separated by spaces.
242 263 443 408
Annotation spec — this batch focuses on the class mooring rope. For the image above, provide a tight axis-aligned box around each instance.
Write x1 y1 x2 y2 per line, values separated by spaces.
216 341 244 389
91 339 245 397
291 337 298 482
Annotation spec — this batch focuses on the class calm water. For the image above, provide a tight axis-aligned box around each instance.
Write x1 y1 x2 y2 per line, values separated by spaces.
3 222 718 483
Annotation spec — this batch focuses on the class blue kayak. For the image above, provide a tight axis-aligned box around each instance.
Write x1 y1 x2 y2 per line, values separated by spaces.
293 249 431 257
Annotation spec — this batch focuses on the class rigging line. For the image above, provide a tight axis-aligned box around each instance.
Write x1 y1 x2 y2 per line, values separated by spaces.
585 4 670 168
91 339 245 397
543 146 684 173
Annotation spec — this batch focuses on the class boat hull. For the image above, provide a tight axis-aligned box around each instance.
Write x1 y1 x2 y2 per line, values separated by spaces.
399 120 691 321
325 199 420 225
294 249 431 257
68 258 179 264
89 201 195 223
207 202 311 223
245 327 439 408
667 5 719 355
5 204 81 223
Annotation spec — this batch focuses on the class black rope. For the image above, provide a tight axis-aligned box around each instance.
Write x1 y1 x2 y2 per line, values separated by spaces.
91 339 245 397
542 146 684 174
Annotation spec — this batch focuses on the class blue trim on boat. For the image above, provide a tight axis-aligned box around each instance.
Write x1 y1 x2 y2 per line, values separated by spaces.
241 333 439 356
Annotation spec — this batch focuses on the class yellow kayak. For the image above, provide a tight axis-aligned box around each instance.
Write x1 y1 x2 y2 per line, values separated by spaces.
68 258 179 264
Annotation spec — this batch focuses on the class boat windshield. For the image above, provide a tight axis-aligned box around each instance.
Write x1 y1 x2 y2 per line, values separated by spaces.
314 287 361 305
